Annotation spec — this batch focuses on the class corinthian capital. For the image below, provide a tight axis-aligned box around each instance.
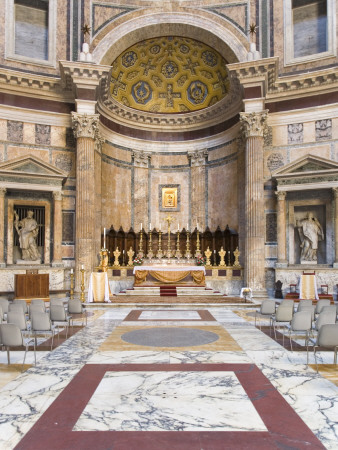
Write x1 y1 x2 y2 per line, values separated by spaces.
71 112 100 139
240 110 268 138
275 191 286 201
333 187 338 199
0 187 7 198
188 149 208 167
132 150 151 168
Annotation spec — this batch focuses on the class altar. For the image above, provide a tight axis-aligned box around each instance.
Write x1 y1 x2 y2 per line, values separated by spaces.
133 265 206 286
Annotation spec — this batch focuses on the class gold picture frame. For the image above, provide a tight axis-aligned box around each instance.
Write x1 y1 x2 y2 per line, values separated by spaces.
162 188 177 209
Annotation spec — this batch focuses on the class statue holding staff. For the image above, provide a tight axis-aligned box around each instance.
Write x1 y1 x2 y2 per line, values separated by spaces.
14 210 41 261
297 212 324 262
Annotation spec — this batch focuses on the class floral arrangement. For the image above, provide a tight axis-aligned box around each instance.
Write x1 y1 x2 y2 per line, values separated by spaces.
196 255 206 266
133 254 144 266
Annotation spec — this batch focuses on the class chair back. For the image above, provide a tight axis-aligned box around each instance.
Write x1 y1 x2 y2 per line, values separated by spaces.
0 323 23 347
12 300 28 314
297 299 313 311
7 310 28 331
67 299 83 314
50 305 66 321
280 299 294 308
321 305 337 316
29 304 45 318
315 299 330 315
30 299 46 311
297 304 315 321
315 311 336 331
291 311 312 331
0 299 9 317
9 303 25 313
260 300 276 315
317 324 338 348
50 298 64 308
275 304 293 322
0 306 3 323
31 312 52 332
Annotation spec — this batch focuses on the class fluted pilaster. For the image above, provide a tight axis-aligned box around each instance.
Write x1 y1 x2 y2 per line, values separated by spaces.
188 149 208 229
52 191 63 266
275 191 287 265
0 188 6 266
333 188 338 266
240 111 268 295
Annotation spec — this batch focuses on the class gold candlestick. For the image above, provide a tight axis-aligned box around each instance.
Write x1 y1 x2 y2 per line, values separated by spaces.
185 231 192 259
80 268 85 303
147 230 154 259
165 214 174 258
157 230 163 258
70 270 74 299
195 229 201 257
139 230 144 257
175 231 182 258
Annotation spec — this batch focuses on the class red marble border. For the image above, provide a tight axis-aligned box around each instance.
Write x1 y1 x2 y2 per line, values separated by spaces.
123 310 216 322
14 363 324 450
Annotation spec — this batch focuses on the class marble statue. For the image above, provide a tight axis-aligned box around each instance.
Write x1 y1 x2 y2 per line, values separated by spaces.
14 210 41 261
297 212 324 262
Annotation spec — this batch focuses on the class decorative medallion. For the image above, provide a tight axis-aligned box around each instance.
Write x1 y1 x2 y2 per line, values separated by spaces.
110 36 229 113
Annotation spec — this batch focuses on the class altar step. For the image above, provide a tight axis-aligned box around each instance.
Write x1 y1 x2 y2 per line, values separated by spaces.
160 286 177 297
118 285 225 297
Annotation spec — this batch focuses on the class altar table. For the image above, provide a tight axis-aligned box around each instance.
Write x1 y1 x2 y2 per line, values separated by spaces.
133 266 206 285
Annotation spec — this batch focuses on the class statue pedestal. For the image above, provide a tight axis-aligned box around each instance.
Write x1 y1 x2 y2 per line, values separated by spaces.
300 260 317 265
16 259 42 265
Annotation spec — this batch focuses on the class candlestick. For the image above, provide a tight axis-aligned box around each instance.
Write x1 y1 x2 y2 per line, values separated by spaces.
70 268 73 274
103 227 106 248
175 230 182 258
185 230 192 259
147 230 154 259
80 267 85 303
187 223 188 231
177 223 179 231
157 230 163 258
70 270 74 300
141 223 142 230
81 264 84 270
150 222 151 230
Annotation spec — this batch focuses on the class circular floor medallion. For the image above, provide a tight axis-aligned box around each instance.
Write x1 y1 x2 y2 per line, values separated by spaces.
121 327 219 347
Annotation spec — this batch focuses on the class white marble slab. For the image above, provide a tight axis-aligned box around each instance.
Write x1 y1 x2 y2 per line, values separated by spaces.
139 310 201 320
74 371 267 432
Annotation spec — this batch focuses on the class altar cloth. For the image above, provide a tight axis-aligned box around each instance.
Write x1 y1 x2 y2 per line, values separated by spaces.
133 266 205 285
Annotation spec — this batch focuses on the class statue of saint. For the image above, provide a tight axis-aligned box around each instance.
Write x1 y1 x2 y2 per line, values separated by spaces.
14 210 41 261
296 212 324 262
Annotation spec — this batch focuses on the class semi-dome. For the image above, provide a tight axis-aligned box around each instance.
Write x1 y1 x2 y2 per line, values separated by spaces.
110 36 230 114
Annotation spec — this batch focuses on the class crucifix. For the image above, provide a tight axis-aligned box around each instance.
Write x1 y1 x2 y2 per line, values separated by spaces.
165 214 174 258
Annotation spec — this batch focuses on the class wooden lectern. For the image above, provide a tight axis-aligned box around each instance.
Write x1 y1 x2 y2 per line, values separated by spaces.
15 273 49 301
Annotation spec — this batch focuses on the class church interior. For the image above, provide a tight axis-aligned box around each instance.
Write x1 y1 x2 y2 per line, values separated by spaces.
0 0 338 448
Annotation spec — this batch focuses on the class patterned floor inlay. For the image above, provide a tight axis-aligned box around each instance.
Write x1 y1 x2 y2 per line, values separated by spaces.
124 309 216 321
99 325 242 352
14 364 325 450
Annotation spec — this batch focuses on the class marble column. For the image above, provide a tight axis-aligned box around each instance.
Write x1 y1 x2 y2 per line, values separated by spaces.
240 111 268 297
52 191 63 266
72 112 100 291
0 188 6 267
333 188 338 268
275 191 287 266
188 149 208 230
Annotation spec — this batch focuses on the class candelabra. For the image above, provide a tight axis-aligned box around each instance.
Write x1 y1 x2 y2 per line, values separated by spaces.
157 230 163 258
166 229 173 258
70 270 74 300
147 230 154 259
80 267 85 303
195 229 201 257
138 230 144 257
175 231 182 258
185 231 192 259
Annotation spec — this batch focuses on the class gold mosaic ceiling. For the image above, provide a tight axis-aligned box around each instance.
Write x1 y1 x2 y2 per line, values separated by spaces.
110 36 230 114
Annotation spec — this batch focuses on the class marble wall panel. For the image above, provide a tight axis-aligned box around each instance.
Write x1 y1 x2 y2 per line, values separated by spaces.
264 150 286 178
208 141 237 162
134 167 148 229
151 154 188 168
272 125 288 147
315 119 332 141
52 151 75 177
62 245 74 259
104 143 132 163
35 124 51 145
51 126 67 147
23 123 35 144
303 122 315 143
289 144 331 161
7 146 50 162
0 144 4 163
62 195 75 210
150 170 189 230
0 119 7 141
332 118 338 140
207 160 238 230
191 165 206 229
7 121 23 143
101 160 131 230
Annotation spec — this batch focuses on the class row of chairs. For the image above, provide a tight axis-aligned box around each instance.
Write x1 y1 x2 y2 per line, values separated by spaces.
0 298 87 370
255 299 338 370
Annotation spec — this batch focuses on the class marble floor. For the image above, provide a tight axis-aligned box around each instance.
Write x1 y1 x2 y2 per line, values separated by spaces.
0 304 337 449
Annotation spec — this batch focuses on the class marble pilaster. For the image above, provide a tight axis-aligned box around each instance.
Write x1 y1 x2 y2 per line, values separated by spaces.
240 111 268 296
72 112 100 291
333 188 338 267
275 191 287 266
188 149 208 230
52 191 63 266
0 188 6 266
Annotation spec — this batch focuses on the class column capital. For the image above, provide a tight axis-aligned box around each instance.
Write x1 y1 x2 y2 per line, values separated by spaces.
0 187 7 198
132 150 152 168
53 191 63 201
71 112 100 139
332 187 338 199
240 110 268 138
275 190 287 201
94 134 105 154
188 149 208 167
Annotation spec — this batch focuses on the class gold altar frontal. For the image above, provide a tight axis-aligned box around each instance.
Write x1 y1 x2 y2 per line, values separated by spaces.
133 266 206 286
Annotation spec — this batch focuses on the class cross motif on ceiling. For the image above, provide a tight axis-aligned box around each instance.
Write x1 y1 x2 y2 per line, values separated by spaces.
159 84 181 108
183 58 199 75
213 71 229 94
164 45 175 57
140 58 156 76
111 71 126 96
